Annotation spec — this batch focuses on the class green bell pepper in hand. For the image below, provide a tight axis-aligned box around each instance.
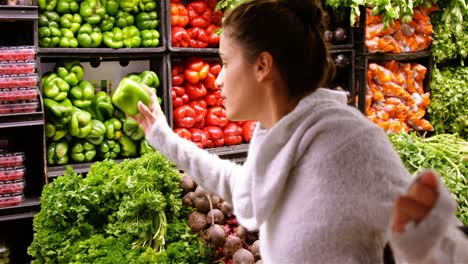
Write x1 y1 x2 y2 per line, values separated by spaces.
136 11 158 30
139 70 159 88
115 11 134 28
59 28 79 48
56 0 79 14
85 119 106 145
103 0 119 16
123 117 144 141
38 0 57 11
122 26 141 48
39 24 61 48
104 118 122 140
47 140 69 165
112 77 151 116
69 107 93 138
80 0 106 25
44 98 73 125
119 0 139 12
77 23 102 48
141 29 159 47
70 80 95 108
98 139 120 159
56 61 84 87
118 134 137 157
46 123 68 142
39 11 60 27
139 0 156 11
71 140 96 163
140 139 154 155
60 13 82 34
103 27 124 49
100 14 115 32
43 75 70 101
89 91 114 121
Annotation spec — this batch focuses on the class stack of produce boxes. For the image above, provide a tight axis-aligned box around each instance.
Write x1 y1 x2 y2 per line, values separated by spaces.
0 151 25 208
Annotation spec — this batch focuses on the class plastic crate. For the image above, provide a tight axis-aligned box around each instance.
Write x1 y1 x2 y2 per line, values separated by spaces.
0 61 35 75
0 180 25 195
0 193 23 208
0 152 24 168
0 88 37 101
0 46 35 61
0 167 25 182
0 100 39 114
0 74 37 89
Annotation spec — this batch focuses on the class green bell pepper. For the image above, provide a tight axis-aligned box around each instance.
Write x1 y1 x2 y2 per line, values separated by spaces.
139 70 159 88
56 61 84 87
98 139 120 159
38 25 62 48
46 122 68 142
77 23 103 48
69 107 93 138
115 11 134 28
69 80 95 108
71 140 96 163
100 14 115 32
47 140 69 165
89 91 114 121
119 0 139 12
60 13 82 34
56 0 79 14
123 117 144 141
59 28 79 48
118 134 137 158
80 0 106 25
103 27 124 49
43 75 70 101
126 73 141 83
139 0 156 11
135 11 158 30
140 139 154 155
104 117 122 140
103 0 119 16
38 0 57 11
122 25 141 48
85 119 106 145
112 77 150 116
44 98 73 125
140 29 159 47
39 11 60 27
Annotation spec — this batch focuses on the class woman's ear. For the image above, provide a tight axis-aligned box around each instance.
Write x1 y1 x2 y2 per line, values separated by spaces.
255 51 273 82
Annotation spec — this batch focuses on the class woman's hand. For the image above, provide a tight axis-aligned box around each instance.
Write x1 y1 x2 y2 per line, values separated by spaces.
392 170 439 234
135 86 165 135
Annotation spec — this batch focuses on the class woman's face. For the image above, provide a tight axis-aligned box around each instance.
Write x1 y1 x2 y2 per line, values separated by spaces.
215 32 261 121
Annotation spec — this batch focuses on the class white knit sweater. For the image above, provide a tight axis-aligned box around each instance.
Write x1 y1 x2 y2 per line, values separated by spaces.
146 88 467 263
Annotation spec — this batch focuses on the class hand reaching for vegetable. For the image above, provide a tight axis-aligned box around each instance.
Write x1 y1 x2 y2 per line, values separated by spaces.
392 170 439 234
135 86 165 135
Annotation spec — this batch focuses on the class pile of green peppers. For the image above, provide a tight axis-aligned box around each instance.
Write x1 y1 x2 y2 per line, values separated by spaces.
38 0 160 48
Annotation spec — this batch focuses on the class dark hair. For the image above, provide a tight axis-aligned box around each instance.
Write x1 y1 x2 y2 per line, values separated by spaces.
223 0 334 99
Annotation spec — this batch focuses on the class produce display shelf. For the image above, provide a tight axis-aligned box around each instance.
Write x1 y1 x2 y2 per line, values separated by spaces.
47 158 126 178
206 143 249 156
0 112 44 128
38 48 166 59
169 47 220 54
329 44 354 50
0 197 40 222
0 5 37 20
362 51 432 61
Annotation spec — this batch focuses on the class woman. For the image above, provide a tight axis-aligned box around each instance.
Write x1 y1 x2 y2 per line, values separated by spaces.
136 0 465 262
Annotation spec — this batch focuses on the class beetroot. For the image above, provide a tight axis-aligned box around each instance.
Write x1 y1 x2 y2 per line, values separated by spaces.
211 195 222 209
182 192 195 207
193 194 211 213
187 211 208 232
235 225 247 242
207 208 225 225
180 174 196 193
223 235 243 258
207 224 226 246
233 248 255 264
194 186 207 197
250 240 261 261
220 202 234 218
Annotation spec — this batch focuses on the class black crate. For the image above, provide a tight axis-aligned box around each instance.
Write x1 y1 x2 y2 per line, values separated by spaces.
322 5 355 50
327 49 356 106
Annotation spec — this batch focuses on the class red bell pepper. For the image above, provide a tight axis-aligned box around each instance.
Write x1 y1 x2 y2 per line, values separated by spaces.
206 24 220 47
203 126 224 148
206 106 229 128
184 58 210 84
210 62 222 75
203 62 221 89
185 82 207 100
173 105 196 128
170 3 189 27
242 120 258 143
172 26 190 48
188 128 209 148
212 10 223 26
205 0 217 10
187 1 212 28
205 89 223 106
172 64 185 86
189 99 207 121
174 128 191 140
170 0 181 2
172 86 189 109
187 27 209 48
223 122 243 146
